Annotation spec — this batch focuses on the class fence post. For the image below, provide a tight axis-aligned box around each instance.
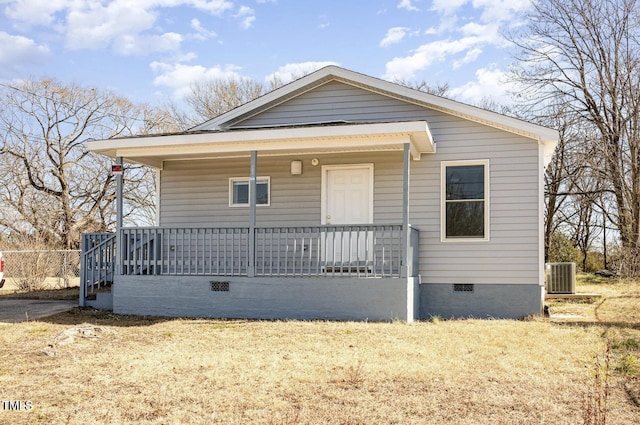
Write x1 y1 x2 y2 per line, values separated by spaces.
62 250 69 288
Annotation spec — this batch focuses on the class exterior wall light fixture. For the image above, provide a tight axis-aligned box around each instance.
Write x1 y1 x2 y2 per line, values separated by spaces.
290 160 303 175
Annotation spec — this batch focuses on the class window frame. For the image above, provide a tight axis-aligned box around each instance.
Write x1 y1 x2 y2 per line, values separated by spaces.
440 160 490 242
228 176 271 207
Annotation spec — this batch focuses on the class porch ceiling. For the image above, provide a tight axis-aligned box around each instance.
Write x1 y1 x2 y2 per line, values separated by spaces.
87 121 434 168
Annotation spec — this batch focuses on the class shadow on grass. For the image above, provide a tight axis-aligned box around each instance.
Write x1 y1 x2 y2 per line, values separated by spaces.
551 295 640 331
552 319 640 331
0 286 79 300
39 307 253 328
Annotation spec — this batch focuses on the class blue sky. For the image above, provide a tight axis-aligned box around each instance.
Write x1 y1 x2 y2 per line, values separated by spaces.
0 0 532 107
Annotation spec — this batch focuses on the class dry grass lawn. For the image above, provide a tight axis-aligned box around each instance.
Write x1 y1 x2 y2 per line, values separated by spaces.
1 275 639 424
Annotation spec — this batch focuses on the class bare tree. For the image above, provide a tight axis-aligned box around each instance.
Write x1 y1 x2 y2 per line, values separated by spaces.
185 78 265 124
394 79 451 97
510 0 640 274
0 78 157 248
543 117 573 262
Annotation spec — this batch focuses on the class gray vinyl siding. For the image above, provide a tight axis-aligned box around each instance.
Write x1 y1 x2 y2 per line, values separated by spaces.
409 113 540 285
159 151 404 227
162 83 542 286
235 81 438 127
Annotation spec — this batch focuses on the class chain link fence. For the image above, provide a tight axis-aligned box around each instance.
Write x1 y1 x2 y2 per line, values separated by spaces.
1 250 81 291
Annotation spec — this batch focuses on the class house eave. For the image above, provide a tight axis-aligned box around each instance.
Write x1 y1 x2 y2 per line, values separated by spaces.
87 120 435 168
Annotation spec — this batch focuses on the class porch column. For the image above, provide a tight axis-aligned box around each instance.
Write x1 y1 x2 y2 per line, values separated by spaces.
248 151 257 277
116 156 124 276
401 143 410 278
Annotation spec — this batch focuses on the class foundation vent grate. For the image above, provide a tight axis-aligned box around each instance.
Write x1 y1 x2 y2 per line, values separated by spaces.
210 281 230 292
453 284 474 292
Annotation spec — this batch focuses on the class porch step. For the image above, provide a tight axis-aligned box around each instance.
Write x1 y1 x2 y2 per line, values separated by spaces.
85 291 113 311
85 281 112 300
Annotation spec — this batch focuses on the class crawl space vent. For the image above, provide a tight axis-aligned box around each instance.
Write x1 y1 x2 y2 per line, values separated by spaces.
210 281 230 292
453 284 474 292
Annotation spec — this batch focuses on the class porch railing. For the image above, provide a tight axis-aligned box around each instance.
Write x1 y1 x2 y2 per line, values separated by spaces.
118 224 418 279
255 225 404 277
122 227 249 276
80 232 116 304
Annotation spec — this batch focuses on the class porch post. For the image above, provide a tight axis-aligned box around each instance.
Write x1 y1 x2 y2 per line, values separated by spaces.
248 151 257 277
116 156 124 276
402 143 410 278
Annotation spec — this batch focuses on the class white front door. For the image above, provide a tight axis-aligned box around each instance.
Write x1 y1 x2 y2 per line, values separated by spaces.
322 165 374 267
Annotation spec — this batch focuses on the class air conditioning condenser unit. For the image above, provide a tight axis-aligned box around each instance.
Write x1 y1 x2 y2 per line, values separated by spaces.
545 262 576 294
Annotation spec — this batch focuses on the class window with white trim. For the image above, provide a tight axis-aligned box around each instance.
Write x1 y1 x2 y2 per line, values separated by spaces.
229 177 270 207
441 160 489 240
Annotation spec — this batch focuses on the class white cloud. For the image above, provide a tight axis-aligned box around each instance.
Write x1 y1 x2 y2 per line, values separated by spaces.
3 0 69 26
430 0 467 15
188 0 234 15
430 0 530 20
151 61 244 98
235 5 256 29
472 0 531 23
242 16 256 28
397 0 419 12
384 36 481 80
3 0 235 54
452 47 482 68
190 18 217 40
65 2 158 50
380 27 409 48
114 32 183 56
0 32 50 77
460 22 488 37
385 0 530 81
265 61 339 85
4 1 234 26
449 66 515 104
424 14 459 36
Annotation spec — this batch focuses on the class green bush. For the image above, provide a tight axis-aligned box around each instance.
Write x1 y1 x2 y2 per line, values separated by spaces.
548 231 580 263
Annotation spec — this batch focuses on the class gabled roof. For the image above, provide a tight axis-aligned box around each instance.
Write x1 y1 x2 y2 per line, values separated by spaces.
192 66 558 155
88 66 558 168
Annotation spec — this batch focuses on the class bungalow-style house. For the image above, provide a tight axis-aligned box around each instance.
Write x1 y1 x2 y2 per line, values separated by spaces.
80 66 558 322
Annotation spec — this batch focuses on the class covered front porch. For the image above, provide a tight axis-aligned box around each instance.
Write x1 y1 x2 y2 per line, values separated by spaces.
80 121 433 321
80 223 420 320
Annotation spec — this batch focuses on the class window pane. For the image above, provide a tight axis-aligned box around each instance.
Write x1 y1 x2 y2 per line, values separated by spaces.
446 201 484 238
256 181 269 205
233 181 249 204
446 165 484 200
